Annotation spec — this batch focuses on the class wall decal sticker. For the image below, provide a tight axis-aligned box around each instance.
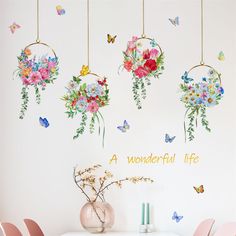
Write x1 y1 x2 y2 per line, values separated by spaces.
121 0 164 109
15 0 59 119
39 117 49 128
56 5 65 15
193 185 204 194
62 0 110 147
180 68 224 141
16 48 59 119
168 16 179 26
218 51 225 61
117 120 130 133
62 67 109 145
180 0 224 141
9 22 21 33
107 34 117 44
172 211 183 223
165 133 176 143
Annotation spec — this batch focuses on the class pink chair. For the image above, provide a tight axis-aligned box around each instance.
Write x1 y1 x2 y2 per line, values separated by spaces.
193 218 215 236
23 219 44 236
0 222 22 236
214 222 236 236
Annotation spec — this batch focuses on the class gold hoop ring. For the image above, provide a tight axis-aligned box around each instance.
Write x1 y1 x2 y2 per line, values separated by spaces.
136 36 163 55
24 42 57 58
187 64 221 85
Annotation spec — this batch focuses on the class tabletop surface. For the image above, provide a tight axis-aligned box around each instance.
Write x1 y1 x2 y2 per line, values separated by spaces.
61 232 180 236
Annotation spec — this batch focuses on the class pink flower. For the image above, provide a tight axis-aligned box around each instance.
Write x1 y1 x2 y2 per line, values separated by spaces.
48 61 56 69
134 66 149 78
150 49 159 59
39 68 49 80
87 101 99 113
127 36 138 52
29 71 42 85
22 77 31 86
124 60 133 72
143 49 150 59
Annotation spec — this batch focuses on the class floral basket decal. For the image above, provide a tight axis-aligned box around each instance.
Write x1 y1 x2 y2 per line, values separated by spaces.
122 36 164 109
62 66 109 146
15 42 59 119
180 66 224 141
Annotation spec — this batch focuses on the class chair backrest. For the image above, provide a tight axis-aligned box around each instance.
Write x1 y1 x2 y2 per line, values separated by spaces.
214 222 236 236
193 218 215 236
23 219 44 236
0 222 22 236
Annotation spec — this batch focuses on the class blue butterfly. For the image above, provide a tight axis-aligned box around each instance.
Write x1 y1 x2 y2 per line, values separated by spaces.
117 120 130 133
165 134 176 143
181 71 193 84
150 39 158 47
172 211 183 223
39 117 49 128
169 16 179 26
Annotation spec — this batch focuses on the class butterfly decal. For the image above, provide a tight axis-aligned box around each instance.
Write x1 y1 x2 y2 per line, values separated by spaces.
9 22 21 34
56 5 66 15
107 34 117 44
39 117 49 128
218 51 225 61
193 185 204 194
117 120 130 133
80 65 90 76
150 39 158 47
169 16 179 26
165 134 176 143
172 211 183 223
181 71 193 84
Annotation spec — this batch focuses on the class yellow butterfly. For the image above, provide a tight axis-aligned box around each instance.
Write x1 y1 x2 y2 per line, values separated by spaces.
193 185 204 194
107 34 117 44
80 65 90 76
218 51 225 61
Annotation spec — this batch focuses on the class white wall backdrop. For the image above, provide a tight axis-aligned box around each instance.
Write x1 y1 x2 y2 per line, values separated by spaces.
0 0 236 236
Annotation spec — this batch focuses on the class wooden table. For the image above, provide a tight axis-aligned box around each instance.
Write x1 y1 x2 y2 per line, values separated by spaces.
61 232 180 236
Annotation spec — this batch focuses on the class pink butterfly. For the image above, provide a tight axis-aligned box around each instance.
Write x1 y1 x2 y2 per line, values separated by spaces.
9 22 21 33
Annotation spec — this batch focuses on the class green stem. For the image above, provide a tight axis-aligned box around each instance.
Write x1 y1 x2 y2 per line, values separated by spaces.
73 112 87 139
98 111 105 148
19 86 29 119
89 114 96 134
35 86 41 104
200 106 211 132
132 77 142 109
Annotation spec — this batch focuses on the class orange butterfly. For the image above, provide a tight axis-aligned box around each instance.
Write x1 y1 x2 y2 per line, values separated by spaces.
193 185 204 194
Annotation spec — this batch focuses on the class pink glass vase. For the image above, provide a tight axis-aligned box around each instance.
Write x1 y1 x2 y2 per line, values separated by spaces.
80 201 115 233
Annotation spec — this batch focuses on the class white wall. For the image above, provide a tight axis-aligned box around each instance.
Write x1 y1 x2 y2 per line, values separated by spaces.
0 0 236 236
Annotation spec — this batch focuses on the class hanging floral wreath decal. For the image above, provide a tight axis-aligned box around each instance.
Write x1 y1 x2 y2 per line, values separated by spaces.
62 65 109 146
122 36 164 109
180 67 224 141
15 45 59 119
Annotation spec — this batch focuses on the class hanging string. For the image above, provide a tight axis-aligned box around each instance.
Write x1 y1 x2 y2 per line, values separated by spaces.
200 0 204 65
141 0 146 38
36 0 40 43
87 0 90 67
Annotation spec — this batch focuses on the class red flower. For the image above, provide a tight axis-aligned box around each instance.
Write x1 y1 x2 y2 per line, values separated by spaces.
143 49 150 60
72 99 77 107
124 60 133 72
134 66 149 78
144 59 157 72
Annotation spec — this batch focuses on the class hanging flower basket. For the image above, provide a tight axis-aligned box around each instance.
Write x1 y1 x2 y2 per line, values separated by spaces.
15 42 59 119
62 66 109 146
122 36 164 109
180 66 224 141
